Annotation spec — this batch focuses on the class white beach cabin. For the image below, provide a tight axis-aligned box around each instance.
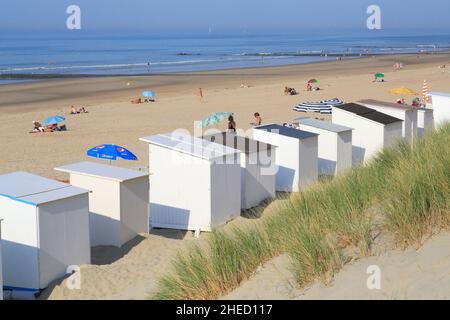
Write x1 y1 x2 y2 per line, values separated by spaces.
332 103 403 164
416 107 434 137
252 124 318 192
202 132 276 209
429 92 450 127
294 117 353 176
0 219 3 300
55 161 149 248
140 132 241 233
358 99 418 144
0 172 90 295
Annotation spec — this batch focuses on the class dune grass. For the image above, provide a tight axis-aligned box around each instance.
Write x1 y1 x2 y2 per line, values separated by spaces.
152 123 450 300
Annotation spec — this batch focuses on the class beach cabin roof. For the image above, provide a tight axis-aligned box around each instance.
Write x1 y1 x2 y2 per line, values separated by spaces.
358 99 417 111
334 103 403 125
255 124 318 139
0 171 88 206
429 92 450 98
294 117 353 133
202 132 274 154
140 131 240 161
55 161 148 182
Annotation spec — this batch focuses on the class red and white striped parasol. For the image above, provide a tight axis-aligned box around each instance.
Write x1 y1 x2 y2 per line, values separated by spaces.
422 80 429 103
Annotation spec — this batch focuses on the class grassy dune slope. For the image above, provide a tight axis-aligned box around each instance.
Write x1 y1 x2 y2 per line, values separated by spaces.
152 123 450 300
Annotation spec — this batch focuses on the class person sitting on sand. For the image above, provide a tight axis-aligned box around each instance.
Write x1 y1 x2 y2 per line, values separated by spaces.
227 115 236 133
79 106 88 113
307 83 312 91
46 123 57 132
396 98 406 105
412 98 421 107
253 112 262 126
31 121 45 133
70 106 79 114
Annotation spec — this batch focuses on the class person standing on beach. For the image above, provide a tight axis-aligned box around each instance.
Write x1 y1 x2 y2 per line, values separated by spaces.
253 112 262 126
198 87 204 102
227 115 236 133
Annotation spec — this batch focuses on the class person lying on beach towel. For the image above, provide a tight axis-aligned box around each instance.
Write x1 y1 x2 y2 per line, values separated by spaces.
284 86 298 95
46 124 57 132
29 121 45 133
79 106 88 113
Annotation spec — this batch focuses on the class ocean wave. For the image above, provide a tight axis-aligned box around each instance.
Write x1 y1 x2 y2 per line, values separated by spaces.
0 59 227 73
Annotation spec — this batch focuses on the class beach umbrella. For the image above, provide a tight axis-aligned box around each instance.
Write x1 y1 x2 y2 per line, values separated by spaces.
142 90 156 98
422 80 430 103
375 72 385 78
43 115 65 126
388 87 419 96
308 79 318 84
197 112 233 128
87 144 138 161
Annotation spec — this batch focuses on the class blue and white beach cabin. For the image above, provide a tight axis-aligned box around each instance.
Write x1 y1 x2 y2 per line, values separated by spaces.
0 172 91 298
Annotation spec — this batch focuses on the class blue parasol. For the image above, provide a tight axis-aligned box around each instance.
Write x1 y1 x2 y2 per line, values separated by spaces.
142 91 156 98
43 115 65 126
87 144 138 161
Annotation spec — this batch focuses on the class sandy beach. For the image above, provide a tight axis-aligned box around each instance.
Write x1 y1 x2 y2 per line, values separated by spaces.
1 53 449 300
1 53 450 180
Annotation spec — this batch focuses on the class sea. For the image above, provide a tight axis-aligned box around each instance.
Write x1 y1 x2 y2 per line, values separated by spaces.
0 29 449 84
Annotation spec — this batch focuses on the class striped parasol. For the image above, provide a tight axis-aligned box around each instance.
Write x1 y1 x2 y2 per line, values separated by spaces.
422 80 429 103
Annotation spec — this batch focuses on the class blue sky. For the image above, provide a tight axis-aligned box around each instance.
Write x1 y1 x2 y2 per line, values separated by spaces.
1 0 449 32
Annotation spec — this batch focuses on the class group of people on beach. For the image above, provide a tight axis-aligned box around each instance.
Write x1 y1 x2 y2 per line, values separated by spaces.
283 83 322 95
306 83 321 91
31 121 66 133
70 105 89 114
226 112 262 134
30 105 87 133
396 97 425 107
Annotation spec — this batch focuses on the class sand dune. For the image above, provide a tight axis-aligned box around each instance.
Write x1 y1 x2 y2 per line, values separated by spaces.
223 232 450 300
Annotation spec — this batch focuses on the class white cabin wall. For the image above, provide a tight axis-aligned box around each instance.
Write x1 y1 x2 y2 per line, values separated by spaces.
0 197 40 290
384 122 403 149
149 144 212 231
333 109 384 164
241 150 276 209
298 125 337 176
0 220 2 300
336 130 353 174
120 177 149 245
417 109 434 137
70 174 121 247
431 95 450 127
298 136 318 187
210 162 241 229
38 194 90 289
